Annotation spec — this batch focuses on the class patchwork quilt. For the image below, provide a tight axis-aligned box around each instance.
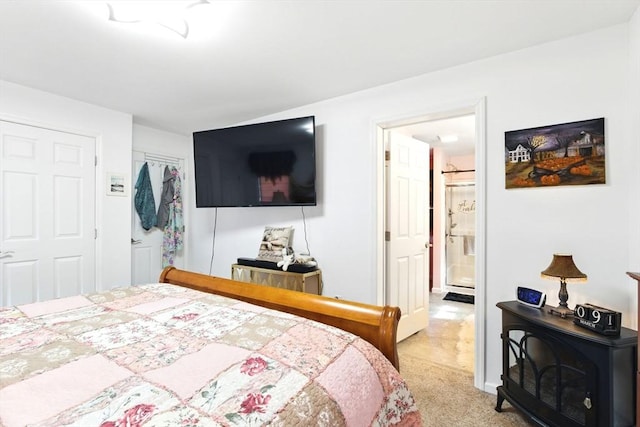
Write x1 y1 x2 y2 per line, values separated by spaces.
0 283 421 426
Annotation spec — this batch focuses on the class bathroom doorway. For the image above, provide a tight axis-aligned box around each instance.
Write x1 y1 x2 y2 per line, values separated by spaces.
387 112 477 371
375 98 486 388
392 113 476 297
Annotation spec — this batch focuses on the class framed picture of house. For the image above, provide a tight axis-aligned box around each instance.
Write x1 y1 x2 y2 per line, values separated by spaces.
505 118 605 189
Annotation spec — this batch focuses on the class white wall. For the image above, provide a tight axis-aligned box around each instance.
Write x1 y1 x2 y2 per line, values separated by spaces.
188 23 639 390
0 80 133 289
132 124 190 158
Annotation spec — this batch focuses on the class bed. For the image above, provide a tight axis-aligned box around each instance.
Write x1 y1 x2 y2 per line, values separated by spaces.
0 267 421 426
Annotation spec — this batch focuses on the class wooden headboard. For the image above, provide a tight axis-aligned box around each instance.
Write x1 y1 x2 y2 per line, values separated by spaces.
159 267 401 370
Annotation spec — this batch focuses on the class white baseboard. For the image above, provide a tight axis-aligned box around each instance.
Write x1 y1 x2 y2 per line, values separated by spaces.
483 381 500 394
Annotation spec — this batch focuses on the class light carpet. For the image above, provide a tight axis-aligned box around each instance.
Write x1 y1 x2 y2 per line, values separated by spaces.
397 304 534 426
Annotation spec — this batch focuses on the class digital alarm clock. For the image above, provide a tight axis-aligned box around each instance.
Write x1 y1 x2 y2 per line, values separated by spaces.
573 303 622 336
516 286 546 308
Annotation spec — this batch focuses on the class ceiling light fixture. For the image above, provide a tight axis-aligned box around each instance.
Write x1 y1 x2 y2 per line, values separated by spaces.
437 134 459 143
106 0 211 39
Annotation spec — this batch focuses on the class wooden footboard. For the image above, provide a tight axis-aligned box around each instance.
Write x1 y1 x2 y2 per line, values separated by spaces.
159 267 401 370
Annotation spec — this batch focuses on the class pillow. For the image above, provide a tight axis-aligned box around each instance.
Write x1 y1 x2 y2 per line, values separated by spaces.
256 226 294 262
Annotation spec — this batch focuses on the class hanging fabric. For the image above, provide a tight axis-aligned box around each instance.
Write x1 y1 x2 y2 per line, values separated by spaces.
134 162 157 230
156 165 174 229
162 166 184 267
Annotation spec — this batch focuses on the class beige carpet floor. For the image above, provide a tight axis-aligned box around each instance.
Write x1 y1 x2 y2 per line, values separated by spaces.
397 294 535 426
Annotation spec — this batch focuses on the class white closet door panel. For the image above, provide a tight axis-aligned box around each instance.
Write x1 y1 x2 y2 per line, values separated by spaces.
54 176 82 237
132 245 153 285
3 172 37 240
2 260 38 306
54 255 82 298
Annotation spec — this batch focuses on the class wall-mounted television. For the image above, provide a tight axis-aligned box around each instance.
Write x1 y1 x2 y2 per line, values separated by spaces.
193 116 316 208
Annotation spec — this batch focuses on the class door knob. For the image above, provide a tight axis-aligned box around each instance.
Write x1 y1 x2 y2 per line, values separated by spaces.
0 250 15 259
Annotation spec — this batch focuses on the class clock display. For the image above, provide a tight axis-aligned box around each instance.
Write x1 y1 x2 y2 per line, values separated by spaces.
516 286 546 308
573 303 621 336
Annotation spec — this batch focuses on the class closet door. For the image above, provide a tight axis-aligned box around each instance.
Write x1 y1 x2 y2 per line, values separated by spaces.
131 151 184 284
0 121 96 306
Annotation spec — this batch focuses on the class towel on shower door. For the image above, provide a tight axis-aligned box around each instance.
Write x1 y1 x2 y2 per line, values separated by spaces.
463 235 475 256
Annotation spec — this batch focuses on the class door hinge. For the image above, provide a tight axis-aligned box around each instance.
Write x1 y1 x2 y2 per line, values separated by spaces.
385 150 390 161
95 156 98 166
385 231 390 241
94 229 97 239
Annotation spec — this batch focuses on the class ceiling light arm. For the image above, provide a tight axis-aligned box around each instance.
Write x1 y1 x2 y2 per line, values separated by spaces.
105 1 212 39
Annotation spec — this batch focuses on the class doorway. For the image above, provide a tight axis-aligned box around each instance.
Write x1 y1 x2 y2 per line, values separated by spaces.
131 150 186 284
375 97 486 389
0 120 97 306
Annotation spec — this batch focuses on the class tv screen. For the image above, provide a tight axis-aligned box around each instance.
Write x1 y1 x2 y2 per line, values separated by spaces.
193 116 316 208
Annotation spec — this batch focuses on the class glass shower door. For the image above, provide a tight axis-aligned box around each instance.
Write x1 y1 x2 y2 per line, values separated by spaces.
445 183 476 289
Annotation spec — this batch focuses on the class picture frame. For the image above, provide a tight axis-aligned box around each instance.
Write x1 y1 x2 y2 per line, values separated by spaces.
106 172 127 196
256 226 294 262
505 117 605 189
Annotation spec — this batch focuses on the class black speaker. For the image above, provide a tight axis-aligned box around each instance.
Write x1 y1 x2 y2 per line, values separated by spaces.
236 257 317 273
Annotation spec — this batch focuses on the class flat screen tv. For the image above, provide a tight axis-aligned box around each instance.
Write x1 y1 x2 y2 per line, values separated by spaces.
193 116 316 208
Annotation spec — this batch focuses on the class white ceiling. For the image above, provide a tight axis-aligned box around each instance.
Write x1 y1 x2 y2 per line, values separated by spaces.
1 0 638 140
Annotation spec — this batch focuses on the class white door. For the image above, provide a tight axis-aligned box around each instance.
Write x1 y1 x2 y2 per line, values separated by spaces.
386 130 430 341
131 151 184 284
0 121 96 306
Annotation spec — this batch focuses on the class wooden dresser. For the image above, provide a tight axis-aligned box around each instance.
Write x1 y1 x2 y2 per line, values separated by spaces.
629 271 640 427
231 264 322 295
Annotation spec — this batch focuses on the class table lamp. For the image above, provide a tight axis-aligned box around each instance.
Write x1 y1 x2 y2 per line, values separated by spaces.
541 254 587 318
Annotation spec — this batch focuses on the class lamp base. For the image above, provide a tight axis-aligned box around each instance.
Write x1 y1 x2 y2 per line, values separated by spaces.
548 305 574 319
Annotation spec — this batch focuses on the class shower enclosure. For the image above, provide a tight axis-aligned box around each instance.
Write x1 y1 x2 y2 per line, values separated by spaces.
445 182 476 289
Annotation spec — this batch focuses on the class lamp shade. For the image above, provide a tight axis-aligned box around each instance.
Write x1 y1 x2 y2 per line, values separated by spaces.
541 254 587 282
